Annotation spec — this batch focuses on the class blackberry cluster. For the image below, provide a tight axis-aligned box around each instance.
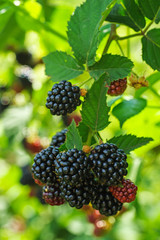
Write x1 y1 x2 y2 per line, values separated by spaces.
46 80 81 115
50 129 67 147
88 143 128 186
107 78 127 96
109 179 138 203
20 164 35 186
32 146 59 184
60 181 90 209
54 149 91 185
16 50 32 66
91 183 123 216
43 182 65 206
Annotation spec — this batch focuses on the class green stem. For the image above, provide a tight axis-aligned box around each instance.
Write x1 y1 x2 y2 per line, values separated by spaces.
103 24 117 54
115 40 125 56
149 87 160 99
117 33 142 41
86 130 93 146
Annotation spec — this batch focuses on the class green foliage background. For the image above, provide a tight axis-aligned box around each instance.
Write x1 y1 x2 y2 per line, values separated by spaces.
0 0 160 239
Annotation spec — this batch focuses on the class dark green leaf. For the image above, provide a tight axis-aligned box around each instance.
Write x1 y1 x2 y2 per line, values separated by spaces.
67 0 116 66
112 98 147 127
138 0 160 23
108 134 153 154
81 75 110 131
43 51 84 81
66 120 83 150
0 4 14 33
122 0 146 30
59 143 68 152
89 54 133 83
135 72 160 98
98 24 111 43
78 122 97 144
142 29 160 71
106 3 139 31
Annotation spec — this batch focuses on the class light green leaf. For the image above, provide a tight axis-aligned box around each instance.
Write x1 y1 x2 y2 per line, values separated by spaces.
43 51 84 81
108 134 153 154
142 29 160 71
122 0 146 30
138 0 160 23
0 4 14 33
67 0 116 66
89 54 133 83
66 120 83 150
112 98 147 127
81 75 110 131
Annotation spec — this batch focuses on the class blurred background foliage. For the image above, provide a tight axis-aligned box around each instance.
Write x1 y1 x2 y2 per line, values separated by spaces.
0 0 160 240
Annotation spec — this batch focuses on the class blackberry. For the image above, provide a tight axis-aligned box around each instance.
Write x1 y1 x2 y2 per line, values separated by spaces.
91 184 123 216
20 164 35 186
43 182 65 206
32 146 59 184
88 143 128 186
50 129 67 147
109 179 138 203
60 181 91 209
54 149 90 185
16 50 32 66
46 80 81 115
18 67 33 90
107 78 127 96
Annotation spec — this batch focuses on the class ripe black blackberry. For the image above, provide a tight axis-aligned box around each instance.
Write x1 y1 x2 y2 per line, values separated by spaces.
88 143 128 186
46 80 81 116
60 181 91 209
20 164 35 186
16 50 32 66
32 146 59 184
43 181 65 206
50 129 67 147
54 149 90 185
91 183 123 216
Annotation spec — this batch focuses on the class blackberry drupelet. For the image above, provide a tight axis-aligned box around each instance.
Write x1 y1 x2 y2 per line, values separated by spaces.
109 179 138 203
32 146 59 184
107 78 127 96
88 143 128 186
50 129 67 147
91 183 123 216
60 181 91 209
46 80 81 115
20 164 35 186
43 181 65 206
54 149 90 185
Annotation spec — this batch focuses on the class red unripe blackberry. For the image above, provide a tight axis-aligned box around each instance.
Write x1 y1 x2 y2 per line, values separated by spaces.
54 149 91 186
32 146 59 184
109 179 138 203
91 183 123 216
50 129 67 147
107 78 127 96
62 113 82 126
43 182 65 206
23 138 43 154
46 80 81 116
59 181 91 209
88 143 128 186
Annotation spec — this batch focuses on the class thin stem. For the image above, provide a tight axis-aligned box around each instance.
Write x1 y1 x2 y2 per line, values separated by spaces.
78 77 92 87
117 33 142 41
116 40 125 56
149 87 160 99
86 130 93 146
103 24 117 54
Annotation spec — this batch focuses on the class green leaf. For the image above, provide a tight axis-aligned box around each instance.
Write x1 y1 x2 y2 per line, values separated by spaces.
135 72 160 98
142 29 160 71
0 4 14 33
108 134 153 154
78 122 97 144
59 143 68 152
112 98 147 127
122 0 146 30
81 75 110 131
106 3 139 31
66 120 83 150
138 0 160 23
89 54 133 83
98 24 112 43
67 0 116 66
43 51 84 81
